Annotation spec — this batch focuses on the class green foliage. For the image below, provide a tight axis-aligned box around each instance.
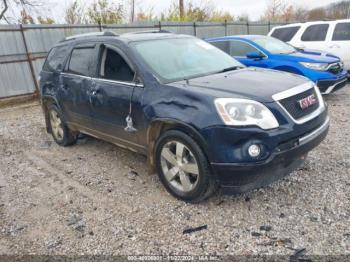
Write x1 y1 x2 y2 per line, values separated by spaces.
65 0 85 24
135 7 157 22
37 16 55 24
86 0 124 24
160 1 235 22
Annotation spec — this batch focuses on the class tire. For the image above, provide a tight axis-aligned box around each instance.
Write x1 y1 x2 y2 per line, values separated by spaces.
155 130 218 203
47 104 77 146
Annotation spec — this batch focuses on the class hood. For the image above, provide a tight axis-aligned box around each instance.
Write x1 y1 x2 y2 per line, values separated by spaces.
168 67 309 103
275 49 340 63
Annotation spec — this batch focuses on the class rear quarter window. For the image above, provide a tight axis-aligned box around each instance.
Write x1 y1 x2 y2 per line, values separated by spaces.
332 22 350 41
271 26 300 42
43 45 70 72
301 24 329 42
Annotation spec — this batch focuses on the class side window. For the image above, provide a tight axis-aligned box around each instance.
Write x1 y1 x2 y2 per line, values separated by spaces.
332 23 350 41
271 26 300 42
99 47 135 82
43 45 70 72
68 47 95 76
229 41 259 57
210 41 230 54
301 24 329 42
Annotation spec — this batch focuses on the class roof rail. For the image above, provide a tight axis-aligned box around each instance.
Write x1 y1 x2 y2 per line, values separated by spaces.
122 29 172 35
61 31 118 42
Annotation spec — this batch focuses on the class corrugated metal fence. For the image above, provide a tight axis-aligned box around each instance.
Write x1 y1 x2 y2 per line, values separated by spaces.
0 21 286 99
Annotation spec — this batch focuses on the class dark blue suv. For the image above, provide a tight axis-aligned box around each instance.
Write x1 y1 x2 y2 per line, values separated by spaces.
40 31 329 202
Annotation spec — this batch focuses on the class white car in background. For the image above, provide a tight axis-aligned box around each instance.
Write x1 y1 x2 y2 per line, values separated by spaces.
268 20 350 71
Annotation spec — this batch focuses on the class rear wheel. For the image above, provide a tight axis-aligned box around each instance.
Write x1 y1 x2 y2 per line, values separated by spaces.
48 104 77 146
155 130 217 202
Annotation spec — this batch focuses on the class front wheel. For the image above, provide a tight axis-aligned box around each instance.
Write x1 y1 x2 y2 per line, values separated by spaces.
155 130 218 203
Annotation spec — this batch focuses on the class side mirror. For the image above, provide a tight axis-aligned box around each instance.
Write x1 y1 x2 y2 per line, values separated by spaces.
246 51 264 60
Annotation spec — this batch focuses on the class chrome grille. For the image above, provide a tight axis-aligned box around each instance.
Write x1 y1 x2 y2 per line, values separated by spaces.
327 62 343 75
279 88 319 120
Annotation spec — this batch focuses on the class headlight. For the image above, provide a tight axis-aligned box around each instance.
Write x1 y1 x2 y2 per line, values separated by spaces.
299 62 328 71
214 98 279 130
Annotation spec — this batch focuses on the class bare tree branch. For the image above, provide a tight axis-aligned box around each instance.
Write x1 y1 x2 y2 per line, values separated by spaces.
0 0 8 20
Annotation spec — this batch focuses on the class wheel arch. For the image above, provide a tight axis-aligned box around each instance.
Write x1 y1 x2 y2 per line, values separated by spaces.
146 118 209 174
41 95 62 134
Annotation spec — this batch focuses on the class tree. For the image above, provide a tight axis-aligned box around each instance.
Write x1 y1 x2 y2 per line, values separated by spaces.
135 7 156 22
0 0 8 21
65 0 85 24
160 0 234 22
19 8 34 24
179 0 184 19
86 0 124 24
37 16 55 24
130 0 135 22
1 0 43 23
261 0 289 22
209 10 234 22
293 6 308 22
307 8 326 21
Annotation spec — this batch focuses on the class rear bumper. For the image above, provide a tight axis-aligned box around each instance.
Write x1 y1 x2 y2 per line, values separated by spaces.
211 117 330 194
317 76 348 94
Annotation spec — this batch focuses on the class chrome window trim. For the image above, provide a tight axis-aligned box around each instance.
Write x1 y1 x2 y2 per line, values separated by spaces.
272 82 325 125
60 72 144 88
92 77 144 88
61 72 91 80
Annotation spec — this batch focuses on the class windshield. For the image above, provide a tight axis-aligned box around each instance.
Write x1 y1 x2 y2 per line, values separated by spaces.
254 37 296 54
132 37 244 83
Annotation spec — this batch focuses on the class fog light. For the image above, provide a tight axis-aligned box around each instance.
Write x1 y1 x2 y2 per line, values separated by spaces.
248 144 261 158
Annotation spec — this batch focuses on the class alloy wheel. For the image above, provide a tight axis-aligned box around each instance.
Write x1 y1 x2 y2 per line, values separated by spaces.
49 109 64 141
160 140 199 192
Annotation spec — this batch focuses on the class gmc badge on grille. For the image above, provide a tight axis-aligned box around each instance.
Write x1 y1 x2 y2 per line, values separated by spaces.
298 94 317 110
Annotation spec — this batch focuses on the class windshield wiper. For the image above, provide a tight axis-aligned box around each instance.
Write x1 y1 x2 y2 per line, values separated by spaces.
219 66 243 73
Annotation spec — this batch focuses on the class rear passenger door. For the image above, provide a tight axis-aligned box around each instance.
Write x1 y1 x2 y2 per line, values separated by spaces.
60 44 98 128
296 23 330 51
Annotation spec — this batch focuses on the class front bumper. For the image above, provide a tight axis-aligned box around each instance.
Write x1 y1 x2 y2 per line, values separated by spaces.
211 117 330 194
317 76 348 94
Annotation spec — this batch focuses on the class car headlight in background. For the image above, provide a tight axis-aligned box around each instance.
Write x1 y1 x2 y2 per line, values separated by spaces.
214 98 279 130
299 62 328 71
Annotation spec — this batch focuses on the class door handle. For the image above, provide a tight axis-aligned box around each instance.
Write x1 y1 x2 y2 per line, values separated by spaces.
89 88 103 105
329 44 340 48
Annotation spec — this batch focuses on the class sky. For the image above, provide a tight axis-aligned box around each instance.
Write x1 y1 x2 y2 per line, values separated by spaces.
5 0 345 23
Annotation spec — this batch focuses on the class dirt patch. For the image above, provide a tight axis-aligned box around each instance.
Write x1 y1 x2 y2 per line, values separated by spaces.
0 88 349 256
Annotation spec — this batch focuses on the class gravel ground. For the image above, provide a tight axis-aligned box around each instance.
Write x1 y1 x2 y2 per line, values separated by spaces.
0 87 349 259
